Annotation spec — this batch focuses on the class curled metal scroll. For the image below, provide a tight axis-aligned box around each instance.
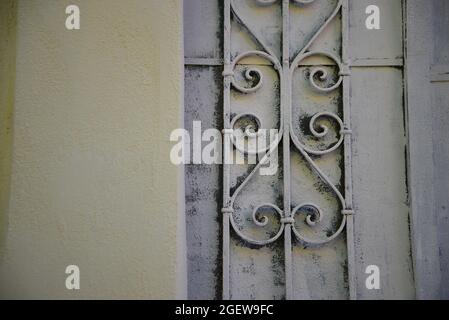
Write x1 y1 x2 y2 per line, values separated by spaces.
291 51 344 92
230 113 283 156
229 50 281 93
292 203 347 246
225 50 283 156
225 0 348 247
229 203 285 245
290 111 345 155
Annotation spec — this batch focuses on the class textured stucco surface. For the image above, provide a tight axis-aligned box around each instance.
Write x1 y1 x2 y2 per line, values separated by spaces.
0 0 184 299
0 0 16 258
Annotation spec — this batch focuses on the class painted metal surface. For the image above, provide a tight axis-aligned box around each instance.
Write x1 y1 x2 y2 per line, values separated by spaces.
221 0 353 300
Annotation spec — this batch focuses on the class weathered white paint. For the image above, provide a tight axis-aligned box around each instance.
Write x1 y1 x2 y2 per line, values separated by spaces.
406 0 449 299
184 0 415 300
352 67 414 299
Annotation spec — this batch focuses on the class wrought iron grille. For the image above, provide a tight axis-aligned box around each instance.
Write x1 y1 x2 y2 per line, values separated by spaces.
221 0 355 299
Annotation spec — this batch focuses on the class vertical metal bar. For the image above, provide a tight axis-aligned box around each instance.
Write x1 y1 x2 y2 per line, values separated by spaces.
341 0 357 300
222 0 231 300
281 0 293 300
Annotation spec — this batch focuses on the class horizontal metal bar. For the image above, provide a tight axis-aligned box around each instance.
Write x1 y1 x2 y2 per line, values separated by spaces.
185 57 404 67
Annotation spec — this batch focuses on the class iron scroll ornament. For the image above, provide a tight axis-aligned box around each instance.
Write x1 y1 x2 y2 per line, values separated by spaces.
221 0 356 299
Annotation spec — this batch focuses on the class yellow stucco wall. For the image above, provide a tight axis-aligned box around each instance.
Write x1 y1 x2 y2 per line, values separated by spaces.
0 0 16 260
0 0 185 299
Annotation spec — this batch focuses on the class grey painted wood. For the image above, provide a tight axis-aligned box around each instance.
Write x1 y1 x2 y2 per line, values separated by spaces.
184 66 223 299
432 1 449 67
431 0 449 299
349 0 403 63
406 0 449 299
352 68 414 299
184 0 222 60
431 83 449 298
405 0 436 300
